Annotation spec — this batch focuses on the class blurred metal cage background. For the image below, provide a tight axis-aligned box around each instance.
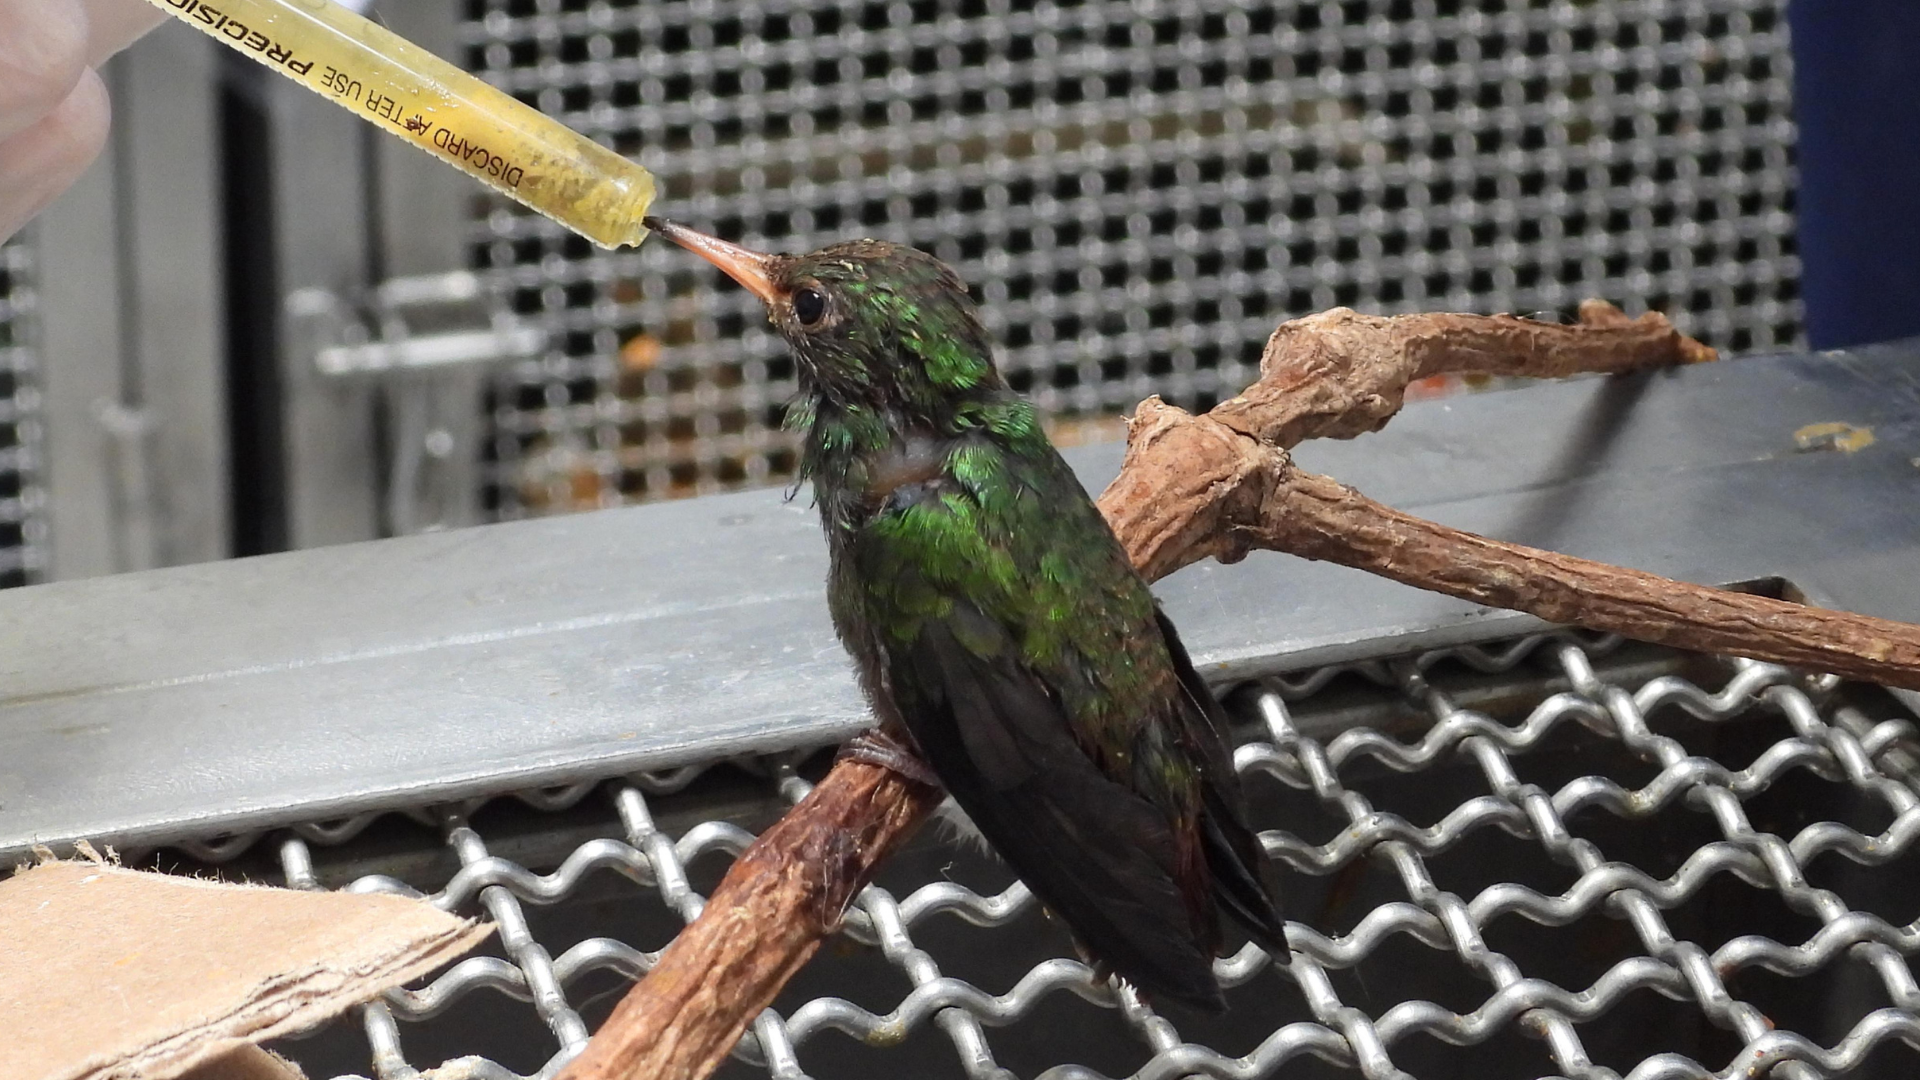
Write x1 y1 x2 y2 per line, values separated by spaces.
459 0 1800 516
3 0 1806 577
0 234 47 587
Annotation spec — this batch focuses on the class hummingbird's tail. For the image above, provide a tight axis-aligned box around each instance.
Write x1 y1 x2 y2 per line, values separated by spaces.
1155 608 1291 959
1201 791 1290 956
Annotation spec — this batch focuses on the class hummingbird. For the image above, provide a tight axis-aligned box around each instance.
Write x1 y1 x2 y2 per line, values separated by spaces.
645 218 1286 1010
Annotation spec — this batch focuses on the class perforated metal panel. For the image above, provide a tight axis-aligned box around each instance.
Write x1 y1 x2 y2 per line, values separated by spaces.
0 234 47 587
460 0 1799 514
130 634 1920 1080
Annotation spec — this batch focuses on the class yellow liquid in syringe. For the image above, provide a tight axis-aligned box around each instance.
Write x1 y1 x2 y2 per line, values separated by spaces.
145 0 655 248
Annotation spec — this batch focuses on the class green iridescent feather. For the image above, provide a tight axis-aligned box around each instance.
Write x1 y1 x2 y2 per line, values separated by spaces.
725 235 1284 1010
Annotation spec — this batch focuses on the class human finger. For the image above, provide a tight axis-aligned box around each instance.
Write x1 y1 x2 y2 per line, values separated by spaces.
81 0 167 66
0 68 112 243
0 0 92 145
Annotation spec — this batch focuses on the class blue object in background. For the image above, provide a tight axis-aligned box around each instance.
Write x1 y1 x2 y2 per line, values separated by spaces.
1790 1 1920 350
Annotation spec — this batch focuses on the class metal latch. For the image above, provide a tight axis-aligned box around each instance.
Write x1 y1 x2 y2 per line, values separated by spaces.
293 270 544 377
286 270 541 535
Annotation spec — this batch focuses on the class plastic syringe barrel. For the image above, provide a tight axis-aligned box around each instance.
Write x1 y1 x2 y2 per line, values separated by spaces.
143 0 655 248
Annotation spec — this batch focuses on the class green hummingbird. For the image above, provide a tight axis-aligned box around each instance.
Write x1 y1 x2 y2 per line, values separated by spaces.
646 218 1286 1010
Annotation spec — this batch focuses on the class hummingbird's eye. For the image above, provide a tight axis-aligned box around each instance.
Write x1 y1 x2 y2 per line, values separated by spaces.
792 287 827 326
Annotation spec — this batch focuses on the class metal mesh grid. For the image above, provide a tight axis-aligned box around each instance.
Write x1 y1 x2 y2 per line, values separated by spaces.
458 0 1800 514
135 632 1920 1080
0 233 48 587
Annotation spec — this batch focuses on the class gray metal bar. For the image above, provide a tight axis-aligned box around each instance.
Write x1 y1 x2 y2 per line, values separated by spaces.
1 345 1917 861
118 26 232 569
272 62 383 547
34 134 124 580
370 0 493 535
32 25 231 579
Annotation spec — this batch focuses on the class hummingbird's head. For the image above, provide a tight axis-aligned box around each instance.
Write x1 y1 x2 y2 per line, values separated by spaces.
645 219 1001 417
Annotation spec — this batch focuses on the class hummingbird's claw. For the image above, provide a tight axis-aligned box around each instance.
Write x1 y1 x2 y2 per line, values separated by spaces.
838 728 943 788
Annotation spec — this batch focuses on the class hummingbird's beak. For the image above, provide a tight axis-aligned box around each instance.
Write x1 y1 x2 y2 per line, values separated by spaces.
643 218 782 304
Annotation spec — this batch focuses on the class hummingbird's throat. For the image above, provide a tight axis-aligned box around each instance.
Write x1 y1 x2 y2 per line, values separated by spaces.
860 435 949 503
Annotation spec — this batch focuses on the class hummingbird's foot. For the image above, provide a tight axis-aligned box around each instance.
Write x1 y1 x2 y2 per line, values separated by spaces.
838 728 944 788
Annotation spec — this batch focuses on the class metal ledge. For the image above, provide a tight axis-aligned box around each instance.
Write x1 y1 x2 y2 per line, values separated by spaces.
2 343 1918 862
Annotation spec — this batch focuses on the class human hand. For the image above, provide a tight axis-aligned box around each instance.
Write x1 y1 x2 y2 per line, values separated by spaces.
1 0 165 242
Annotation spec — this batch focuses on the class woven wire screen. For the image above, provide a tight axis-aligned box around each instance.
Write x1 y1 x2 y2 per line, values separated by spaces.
0 234 47 587
460 0 1800 515
135 633 1920 1080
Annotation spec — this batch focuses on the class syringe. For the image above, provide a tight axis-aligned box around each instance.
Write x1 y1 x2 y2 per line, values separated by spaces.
142 0 655 248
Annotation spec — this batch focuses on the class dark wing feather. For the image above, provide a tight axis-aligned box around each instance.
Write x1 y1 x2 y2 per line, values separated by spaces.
1154 609 1289 954
896 609 1228 1010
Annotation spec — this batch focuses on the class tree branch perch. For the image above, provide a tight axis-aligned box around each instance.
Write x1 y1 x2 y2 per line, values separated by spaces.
565 760 941 1080
559 301 1920 1080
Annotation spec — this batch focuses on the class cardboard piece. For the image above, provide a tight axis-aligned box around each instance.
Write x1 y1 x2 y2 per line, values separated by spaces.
1 860 491 1080
180 1047 305 1080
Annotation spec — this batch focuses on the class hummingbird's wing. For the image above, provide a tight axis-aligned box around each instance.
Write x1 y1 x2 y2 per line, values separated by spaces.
838 440 1242 1007
1154 609 1289 955
887 602 1229 1011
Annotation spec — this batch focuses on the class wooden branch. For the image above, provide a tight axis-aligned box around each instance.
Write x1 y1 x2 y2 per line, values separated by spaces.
1106 399 1920 690
1205 300 1714 450
561 760 941 1080
1099 301 1714 581
560 300 1918 1080
1270 470 1920 689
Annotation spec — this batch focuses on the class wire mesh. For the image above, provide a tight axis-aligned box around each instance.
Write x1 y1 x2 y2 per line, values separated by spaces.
0 233 48 588
458 0 1800 514
133 632 1920 1080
